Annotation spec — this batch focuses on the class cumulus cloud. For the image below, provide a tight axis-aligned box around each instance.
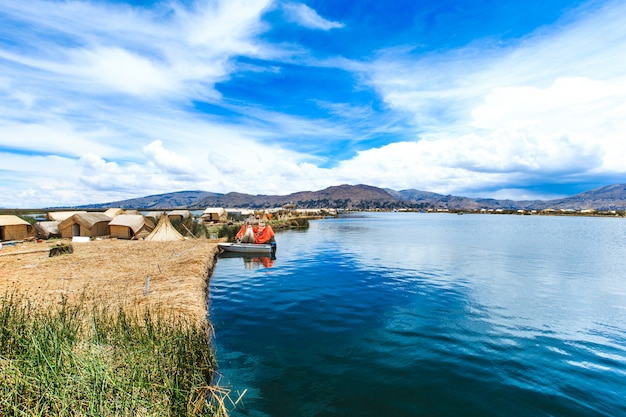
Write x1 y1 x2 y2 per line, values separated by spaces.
353 1 626 198
143 140 194 176
2 0 626 207
283 3 344 30
79 153 144 191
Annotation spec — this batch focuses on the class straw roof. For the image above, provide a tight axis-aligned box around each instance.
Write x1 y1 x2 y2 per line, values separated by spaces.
104 208 125 218
145 214 184 241
145 211 164 219
47 211 87 221
109 214 155 233
0 215 30 226
168 209 191 218
59 212 112 229
34 221 60 239
202 207 225 215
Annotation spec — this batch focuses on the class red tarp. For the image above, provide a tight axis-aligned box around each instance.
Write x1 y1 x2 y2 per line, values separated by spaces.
235 224 275 244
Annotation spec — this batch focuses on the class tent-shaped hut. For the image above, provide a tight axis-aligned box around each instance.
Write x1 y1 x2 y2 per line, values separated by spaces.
34 221 61 239
145 214 185 241
108 214 155 240
0 215 34 241
58 213 112 239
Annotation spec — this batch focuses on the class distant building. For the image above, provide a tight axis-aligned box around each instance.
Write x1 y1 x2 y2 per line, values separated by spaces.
167 210 192 222
201 207 228 224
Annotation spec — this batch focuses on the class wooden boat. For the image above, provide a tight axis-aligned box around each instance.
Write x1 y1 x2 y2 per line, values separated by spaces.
218 221 277 256
218 241 276 255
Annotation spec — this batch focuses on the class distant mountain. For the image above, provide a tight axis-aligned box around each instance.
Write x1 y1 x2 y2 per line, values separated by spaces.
74 183 626 211
532 184 626 210
192 184 400 209
77 190 221 210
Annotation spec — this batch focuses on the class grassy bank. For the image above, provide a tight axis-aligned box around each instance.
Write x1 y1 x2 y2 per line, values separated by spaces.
0 296 231 416
0 239 232 416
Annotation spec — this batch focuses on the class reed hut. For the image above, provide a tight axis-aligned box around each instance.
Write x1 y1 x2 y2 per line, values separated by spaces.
58 213 111 239
34 220 61 239
201 207 228 224
47 211 87 221
108 214 155 240
167 210 192 222
145 214 184 241
0 215 34 241
144 211 163 223
103 208 125 218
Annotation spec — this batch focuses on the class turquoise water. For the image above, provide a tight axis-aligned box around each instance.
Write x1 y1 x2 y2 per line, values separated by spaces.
208 213 626 416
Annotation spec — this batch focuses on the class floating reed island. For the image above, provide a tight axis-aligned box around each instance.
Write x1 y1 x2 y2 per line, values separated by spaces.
0 238 235 417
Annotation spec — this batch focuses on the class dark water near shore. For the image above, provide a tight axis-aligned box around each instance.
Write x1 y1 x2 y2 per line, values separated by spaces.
208 213 626 416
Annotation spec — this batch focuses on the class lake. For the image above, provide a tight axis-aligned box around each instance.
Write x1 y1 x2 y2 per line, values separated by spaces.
208 212 626 416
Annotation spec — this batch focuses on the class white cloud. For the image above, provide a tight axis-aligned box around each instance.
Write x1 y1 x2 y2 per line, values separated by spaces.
3 0 626 207
283 3 344 30
0 122 115 157
143 140 194 176
352 1 626 198
71 47 174 96
0 0 274 101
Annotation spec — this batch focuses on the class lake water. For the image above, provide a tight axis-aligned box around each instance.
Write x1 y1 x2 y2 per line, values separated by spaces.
208 212 626 417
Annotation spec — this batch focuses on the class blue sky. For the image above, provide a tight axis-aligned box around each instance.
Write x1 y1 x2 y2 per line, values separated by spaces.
2 0 626 208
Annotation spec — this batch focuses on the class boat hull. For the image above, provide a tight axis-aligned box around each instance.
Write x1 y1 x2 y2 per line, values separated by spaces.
218 242 276 255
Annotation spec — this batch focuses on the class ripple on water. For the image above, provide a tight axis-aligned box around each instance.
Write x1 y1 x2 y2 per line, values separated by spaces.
210 214 626 417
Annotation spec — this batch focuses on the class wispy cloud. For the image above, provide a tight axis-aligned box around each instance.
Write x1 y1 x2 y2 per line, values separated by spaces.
1 0 625 207
283 3 344 30
352 0 626 198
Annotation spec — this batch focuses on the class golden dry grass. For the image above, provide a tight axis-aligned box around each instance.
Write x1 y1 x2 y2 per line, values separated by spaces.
0 238 220 325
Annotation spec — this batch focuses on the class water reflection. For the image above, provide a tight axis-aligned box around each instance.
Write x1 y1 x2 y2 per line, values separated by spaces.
218 252 275 269
211 214 626 417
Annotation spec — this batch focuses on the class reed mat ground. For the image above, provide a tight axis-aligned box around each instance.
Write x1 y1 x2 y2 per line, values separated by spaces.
0 239 219 324
0 239 231 417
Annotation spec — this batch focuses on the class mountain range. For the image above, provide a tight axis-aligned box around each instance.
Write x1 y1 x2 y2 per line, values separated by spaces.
75 183 626 211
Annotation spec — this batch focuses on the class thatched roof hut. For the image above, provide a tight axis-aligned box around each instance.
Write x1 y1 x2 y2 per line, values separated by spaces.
145 214 184 241
144 211 164 222
0 215 34 241
34 221 61 239
47 211 87 221
103 208 125 218
108 215 155 240
201 207 228 224
58 213 112 239
168 210 191 222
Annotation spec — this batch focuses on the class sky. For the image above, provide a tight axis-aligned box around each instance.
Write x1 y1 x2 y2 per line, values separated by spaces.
2 0 626 208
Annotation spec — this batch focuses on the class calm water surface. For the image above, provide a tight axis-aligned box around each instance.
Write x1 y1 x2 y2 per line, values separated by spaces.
208 213 626 416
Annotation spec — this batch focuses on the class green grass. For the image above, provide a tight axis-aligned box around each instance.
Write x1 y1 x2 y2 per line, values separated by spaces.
0 295 230 417
215 224 241 242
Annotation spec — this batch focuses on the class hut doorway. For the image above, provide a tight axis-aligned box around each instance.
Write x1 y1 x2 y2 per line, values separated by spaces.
72 224 80 236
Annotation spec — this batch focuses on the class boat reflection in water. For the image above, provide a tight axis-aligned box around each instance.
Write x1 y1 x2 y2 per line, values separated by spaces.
217 251 275 270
